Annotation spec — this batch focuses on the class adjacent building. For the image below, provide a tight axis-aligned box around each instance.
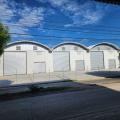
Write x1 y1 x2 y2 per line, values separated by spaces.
90 42 119 70
0 41 52 76
52 42 90 72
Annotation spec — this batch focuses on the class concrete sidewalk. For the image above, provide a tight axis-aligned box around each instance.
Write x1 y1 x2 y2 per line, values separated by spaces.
1 77 120 95
0 69 120 95
1 70 120 87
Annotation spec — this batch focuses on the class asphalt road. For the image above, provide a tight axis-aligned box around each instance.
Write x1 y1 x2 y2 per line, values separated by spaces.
0 83 120 120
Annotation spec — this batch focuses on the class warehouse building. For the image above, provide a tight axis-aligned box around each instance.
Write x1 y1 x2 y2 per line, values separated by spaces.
52 42 90 72
0 41 52 76
0 41 119 76
90 42 119 70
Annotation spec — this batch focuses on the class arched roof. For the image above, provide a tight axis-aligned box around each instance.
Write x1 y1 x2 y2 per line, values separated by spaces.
90 42 119 50
53 42 89 51
5 40 51 52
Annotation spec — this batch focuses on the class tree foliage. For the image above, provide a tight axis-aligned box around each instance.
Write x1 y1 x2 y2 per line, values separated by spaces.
0 23 10 55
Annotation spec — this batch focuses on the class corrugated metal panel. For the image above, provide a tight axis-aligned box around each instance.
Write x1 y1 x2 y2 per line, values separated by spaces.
108 59 116 69
33 62 46 73
90 51 104 70
53 52 70 72
4 52 27 75
75 60 85 71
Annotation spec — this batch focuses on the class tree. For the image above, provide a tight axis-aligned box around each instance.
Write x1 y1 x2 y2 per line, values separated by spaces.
0 23 10 56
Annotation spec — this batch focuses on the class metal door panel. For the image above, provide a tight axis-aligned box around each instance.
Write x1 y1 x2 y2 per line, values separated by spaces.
53 52 70 72
75 60 85 71
4 52 26 75
90 51 104 70
108 59 116 69
33 62 46 73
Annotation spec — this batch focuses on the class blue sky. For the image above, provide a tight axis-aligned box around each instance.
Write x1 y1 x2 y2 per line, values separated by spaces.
1 0 120 47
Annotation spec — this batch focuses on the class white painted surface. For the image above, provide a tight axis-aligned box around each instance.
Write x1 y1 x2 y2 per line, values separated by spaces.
4 52 26 75
90 51 104 70
33 62 46 73
53 44 89 71
53 52 70 71
108 59 116 69
75 60 85 71
5 44 47 51
0 42 119 77
0 55 3 76
90 44 119 70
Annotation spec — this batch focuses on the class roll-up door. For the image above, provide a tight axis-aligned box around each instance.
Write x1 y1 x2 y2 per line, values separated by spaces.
33 62 46 73
4 52 27 75
90 51 104 70
53 52 70 72
108 59 116 69
75 60 85 71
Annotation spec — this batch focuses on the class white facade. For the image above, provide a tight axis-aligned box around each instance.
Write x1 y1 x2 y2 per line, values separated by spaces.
90 43 119 70
52 42 90 71
0 41 119 76
0 41 52 76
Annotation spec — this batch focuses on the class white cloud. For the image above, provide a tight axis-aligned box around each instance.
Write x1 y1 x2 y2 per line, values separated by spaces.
9 26 28 38
0 0 45 39
0 0 109 40
0 0 14 22
47 0 108 26
49 0 68 7
18 7 44 27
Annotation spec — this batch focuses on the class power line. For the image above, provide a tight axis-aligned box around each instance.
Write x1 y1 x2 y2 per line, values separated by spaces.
6 22 120 32
9 32 120 41
1 14 120 31
4 23 120 36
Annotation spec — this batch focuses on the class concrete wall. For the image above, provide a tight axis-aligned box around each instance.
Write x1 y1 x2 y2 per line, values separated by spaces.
2 43 53 75
27 51 53 74
90 45 119 70
53 44 89 71
5 44 47 51
0 42 119 76
0 55 3 76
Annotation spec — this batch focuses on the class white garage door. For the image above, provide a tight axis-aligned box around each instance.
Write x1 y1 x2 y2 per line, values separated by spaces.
53 52 70 72
33 62 46 73
90 51 104 70
108 59 116 69
75 60 85 71
4 52 27 75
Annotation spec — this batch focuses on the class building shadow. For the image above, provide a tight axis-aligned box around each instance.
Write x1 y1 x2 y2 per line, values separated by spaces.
1 79 120 119
0 80 12 87
86 70 120 78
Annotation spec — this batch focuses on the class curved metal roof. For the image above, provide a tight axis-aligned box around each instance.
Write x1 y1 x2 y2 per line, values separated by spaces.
90 42 119 50
5 40 52 52
52 42 89 51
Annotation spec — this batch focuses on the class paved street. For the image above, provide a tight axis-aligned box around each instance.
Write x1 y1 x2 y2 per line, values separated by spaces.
0 81 120 120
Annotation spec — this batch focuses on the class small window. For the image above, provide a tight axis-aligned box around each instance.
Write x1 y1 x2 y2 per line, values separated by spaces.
36 51 43 55
62 47 65 51
74 46 78 51
33 46 38 50
16 46 21 50
97 47 100 50
107 47 111 50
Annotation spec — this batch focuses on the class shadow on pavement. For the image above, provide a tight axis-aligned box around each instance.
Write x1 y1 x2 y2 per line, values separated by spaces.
86 70 120 78
0 80 120 120
0 80 12 87
0 79 120 102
